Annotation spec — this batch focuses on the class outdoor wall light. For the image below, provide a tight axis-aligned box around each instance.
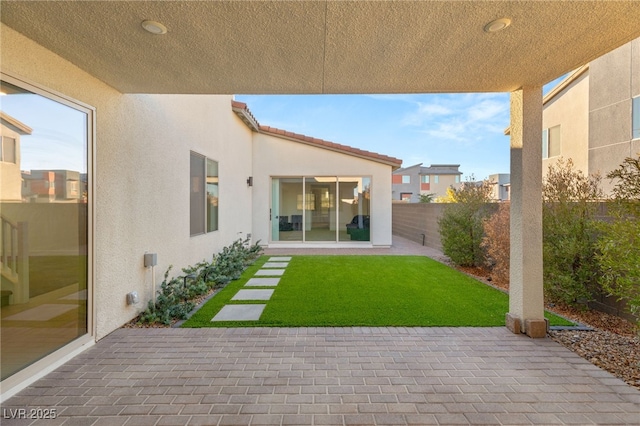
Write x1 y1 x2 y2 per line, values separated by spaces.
141 20 168 35
247 176 253 187
484 18 511 33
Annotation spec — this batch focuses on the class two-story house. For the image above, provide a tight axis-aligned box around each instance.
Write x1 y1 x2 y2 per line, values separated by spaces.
392 163 462 202
541 38 640 194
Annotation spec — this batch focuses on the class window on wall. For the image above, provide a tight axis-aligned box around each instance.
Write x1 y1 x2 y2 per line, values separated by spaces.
633 96 640 139
434 175 439 184
1 136 17 163
402 175 410 184
190 152 218 236
455 175 460 183
420 175 429 183
543 125 561 158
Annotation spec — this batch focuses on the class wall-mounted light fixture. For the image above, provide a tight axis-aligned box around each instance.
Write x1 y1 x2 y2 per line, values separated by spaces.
247 177 253 187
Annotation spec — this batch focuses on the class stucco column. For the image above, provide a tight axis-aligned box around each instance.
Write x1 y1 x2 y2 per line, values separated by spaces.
506 87 546 338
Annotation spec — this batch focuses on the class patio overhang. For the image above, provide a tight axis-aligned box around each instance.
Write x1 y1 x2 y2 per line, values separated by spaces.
1 1 639 94
2 1 638 338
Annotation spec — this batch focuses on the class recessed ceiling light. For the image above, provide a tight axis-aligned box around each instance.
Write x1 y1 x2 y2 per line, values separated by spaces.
484 18 511 33
141 20 167 35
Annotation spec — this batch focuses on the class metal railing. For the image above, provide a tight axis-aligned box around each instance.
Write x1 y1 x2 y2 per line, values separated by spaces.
1 216 29 304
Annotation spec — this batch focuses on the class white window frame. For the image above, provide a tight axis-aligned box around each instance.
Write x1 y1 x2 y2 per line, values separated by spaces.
401 175 410 184
0 136 17 163
190 152 219 236
543 125 561 159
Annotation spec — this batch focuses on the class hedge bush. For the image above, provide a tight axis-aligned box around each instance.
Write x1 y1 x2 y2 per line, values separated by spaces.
596 154 640 322
139 238 262 325
438 178 494 267
542 158 603 306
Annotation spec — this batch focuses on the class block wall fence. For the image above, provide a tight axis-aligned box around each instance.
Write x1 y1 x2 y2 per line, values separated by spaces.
391 202 446 251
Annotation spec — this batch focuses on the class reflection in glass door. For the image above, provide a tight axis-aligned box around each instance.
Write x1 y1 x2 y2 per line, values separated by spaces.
0 78 90 381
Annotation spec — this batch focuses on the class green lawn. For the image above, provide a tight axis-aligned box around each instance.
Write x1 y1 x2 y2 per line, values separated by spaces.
182 255 574 328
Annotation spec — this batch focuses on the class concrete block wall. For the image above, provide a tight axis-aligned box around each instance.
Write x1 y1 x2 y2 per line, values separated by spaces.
391 202 445 250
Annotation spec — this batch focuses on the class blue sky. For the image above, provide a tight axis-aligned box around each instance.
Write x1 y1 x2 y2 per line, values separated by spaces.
237 77 565 180
3 93 88 173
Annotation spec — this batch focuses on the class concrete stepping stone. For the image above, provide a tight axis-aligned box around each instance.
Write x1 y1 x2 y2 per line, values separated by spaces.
255 269 285 276
211 304 265 321
232 289 274 301
245 278 280 287
269 256 291 261
263 262 289 268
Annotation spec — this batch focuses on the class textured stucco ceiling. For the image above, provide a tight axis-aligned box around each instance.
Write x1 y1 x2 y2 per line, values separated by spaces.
2 1 640 94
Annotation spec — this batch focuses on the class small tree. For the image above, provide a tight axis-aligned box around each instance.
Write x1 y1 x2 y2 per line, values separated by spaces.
542 158 603 305
482 202 510 285
596 154 640 322
419 193 436 203
438 177 494 266
434 187 456 203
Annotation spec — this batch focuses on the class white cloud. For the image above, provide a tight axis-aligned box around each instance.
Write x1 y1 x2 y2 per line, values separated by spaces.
405 93 509 144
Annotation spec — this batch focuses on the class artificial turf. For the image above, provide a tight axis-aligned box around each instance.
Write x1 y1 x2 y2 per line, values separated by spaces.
182 255 574 328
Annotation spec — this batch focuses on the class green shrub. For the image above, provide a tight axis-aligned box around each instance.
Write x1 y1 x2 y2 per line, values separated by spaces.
542 158 603 305
596 154 640 322
419 193 436 203
139 266 194 325
138 238 263 325
438 177 494 267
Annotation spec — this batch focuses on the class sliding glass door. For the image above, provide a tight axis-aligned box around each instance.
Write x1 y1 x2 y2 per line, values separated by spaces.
1 77 91 381
305 178 337 241
271 177 370 243
338 177 371 242
271 178 303 242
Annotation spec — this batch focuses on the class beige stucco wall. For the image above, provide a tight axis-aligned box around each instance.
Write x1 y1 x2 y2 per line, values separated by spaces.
251 132 393 247
2 26 253 339
542 70 590 177
589 39 640 193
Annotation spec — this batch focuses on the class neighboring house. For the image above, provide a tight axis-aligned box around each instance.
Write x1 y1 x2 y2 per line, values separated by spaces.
0 24 401 392
392 163 461 202
541 37 640 194
488 173 510 201
0 112 31 202
22 170 82 202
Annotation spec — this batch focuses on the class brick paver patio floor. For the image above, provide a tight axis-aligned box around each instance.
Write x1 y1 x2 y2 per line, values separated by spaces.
2 327 639 425
3 238 640 425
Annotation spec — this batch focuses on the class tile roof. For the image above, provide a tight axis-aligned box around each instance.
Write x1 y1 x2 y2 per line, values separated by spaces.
232 100 402 169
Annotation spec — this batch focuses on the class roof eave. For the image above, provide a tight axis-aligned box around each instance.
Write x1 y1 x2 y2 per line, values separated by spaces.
231 100 260 132
258 126 402 169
